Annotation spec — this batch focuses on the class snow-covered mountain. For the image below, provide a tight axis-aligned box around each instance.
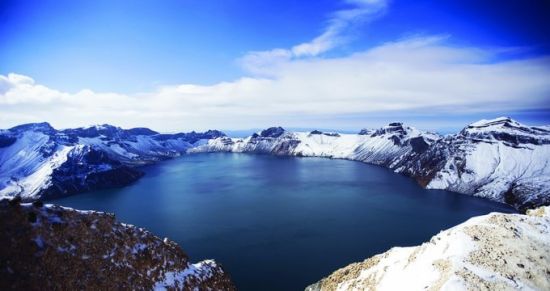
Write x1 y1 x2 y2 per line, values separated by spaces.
2 117 548 211
191 122 440 162
306 206 550 291
399 117 550 211
192 117 550 211
0 122 225 201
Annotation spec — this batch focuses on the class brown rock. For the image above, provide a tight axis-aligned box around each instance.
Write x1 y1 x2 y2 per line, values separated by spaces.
0 199 235 290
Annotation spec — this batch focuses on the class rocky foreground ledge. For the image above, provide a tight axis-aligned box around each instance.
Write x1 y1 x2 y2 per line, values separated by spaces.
0 199 235 290
306 207 550 291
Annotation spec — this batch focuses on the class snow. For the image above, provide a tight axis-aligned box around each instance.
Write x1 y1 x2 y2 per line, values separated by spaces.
468 116 513 128
33 236 45 248
153 260 220 290
131 243 148 254
191 124 431 164
308 206 550 291
293 132 367 158
0 131 51 183
0 131 74 200
19 146 73 198
425 120 550 206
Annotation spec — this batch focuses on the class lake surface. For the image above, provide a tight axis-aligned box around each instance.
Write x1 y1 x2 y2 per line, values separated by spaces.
52 153 515 290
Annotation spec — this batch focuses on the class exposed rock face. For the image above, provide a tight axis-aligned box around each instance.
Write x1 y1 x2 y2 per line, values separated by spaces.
40 145 145 199
260 126 286 138
0 199 235 290
0 123 225 201
310 130 323 135
0 134 16 148
306 206 550 291
192 117 550 211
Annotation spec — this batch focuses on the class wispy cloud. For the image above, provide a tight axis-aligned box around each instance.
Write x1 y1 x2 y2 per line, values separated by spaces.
291 0 389 57
2 36 549 131
240 0 389 75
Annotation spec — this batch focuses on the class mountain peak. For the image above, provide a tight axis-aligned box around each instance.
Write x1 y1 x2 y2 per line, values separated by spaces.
59 124 126 139
124 127 159 136
371 122 411 137
87 124 120 131
462 117 536 134
461 117 550 146
388 122 403 127
259 127 285 138
8 122 55 134
467 117 518 128
358 128 373 135
203 130 226 138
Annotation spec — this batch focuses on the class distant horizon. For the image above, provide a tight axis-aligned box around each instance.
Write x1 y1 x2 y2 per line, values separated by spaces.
3 115 548 138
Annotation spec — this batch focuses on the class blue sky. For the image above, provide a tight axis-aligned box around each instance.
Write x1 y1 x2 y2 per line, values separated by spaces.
1 0 549 132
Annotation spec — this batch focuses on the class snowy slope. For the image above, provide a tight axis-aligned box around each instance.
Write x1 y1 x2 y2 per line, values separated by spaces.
0 123 225 201
192 118 550 210
306 206 550 291
398 117 550 211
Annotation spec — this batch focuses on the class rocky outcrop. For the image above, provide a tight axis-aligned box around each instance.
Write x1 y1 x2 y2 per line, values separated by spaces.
192 117 550 211
306 206 550 291
0 199 235 290
259 126 286 138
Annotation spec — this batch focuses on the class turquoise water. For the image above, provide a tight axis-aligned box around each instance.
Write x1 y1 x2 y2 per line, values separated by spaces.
52 153 515 290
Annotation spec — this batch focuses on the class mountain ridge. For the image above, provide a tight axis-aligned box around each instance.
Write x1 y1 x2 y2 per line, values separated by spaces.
1 117 549 211
192 117 550 211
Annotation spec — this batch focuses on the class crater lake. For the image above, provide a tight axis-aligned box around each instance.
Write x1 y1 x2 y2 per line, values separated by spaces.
52 153 515 290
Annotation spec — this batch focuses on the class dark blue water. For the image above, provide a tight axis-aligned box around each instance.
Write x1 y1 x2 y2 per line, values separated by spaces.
52 153 515 290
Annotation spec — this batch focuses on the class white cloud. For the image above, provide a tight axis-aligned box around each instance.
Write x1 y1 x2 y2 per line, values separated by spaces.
239 0 389 75
1 36 549 131
291 0 388 56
